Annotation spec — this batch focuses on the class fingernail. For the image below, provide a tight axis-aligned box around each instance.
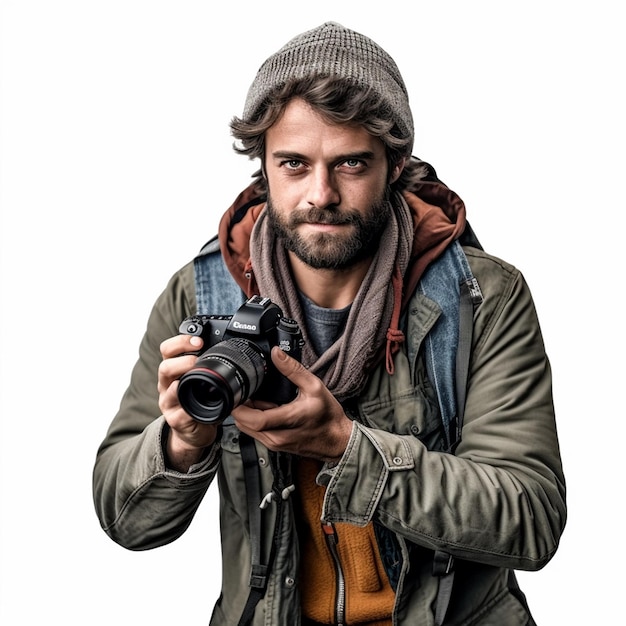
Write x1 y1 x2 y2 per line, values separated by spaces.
190 336 203 347
274 346 288 360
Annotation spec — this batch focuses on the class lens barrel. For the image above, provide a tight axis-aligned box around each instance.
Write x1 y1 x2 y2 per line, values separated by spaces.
178 338 267 424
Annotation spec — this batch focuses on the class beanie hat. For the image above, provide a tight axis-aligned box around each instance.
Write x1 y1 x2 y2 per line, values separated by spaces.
242 22 414 150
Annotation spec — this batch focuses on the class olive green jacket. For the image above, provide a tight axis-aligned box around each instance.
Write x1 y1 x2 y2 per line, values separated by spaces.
93 246 566 625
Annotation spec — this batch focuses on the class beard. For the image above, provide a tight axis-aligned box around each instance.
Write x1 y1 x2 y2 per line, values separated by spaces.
266 192 392 270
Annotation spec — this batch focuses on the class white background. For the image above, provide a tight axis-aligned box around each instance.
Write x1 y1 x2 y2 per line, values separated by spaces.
1 1 624 624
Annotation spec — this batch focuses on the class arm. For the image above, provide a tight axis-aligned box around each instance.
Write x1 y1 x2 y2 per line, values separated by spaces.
320 254 566 570
92 263 221 550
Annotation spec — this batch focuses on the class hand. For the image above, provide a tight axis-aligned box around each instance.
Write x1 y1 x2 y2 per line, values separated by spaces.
158 334 218 471
231 347 353 463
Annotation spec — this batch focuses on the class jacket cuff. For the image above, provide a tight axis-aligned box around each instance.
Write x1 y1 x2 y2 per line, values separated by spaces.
159 418 221 476
319 421 414 525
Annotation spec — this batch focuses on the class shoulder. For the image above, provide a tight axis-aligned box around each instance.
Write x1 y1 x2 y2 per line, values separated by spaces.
462 246 541 349
163 259 197 303
463 245 518 282
148 260 197 337
462 245 524 305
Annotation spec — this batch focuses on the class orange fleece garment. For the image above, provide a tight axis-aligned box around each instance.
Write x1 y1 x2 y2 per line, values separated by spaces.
296 458 395 625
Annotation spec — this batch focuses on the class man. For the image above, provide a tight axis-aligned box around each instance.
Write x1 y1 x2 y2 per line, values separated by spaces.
93 22 566 625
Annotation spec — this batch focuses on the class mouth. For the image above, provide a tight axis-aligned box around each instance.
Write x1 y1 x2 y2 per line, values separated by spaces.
292 212 355 227
291 207 356 225
297 221 353 234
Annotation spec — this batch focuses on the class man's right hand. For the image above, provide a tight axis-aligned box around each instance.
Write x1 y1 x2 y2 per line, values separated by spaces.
158 334 218 472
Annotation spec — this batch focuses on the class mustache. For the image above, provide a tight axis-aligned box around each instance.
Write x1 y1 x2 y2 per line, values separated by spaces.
288 207 361 226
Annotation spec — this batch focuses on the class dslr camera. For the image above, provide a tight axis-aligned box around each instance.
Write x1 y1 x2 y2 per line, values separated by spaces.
177 295 304 425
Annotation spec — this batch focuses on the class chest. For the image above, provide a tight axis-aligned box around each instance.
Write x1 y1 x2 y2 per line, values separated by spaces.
352 347 446 452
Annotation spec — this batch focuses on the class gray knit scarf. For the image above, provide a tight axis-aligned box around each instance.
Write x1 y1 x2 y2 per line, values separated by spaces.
249 192 414 401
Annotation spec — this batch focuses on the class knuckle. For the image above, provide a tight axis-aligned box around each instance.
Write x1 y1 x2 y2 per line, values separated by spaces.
308 375 326 395
157 359 171 379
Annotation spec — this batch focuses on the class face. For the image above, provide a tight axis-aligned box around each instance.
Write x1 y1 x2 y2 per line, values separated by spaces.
264 98 404 270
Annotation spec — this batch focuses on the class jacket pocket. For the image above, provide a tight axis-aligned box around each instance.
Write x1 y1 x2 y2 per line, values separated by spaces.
358 351 445 451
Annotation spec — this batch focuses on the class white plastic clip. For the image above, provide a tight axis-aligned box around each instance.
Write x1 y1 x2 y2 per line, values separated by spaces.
259 492 275 509
281 484 296 500
259 484 296 509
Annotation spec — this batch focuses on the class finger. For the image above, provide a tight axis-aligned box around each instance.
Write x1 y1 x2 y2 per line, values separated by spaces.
232 403 289 433
270 346 309 383
159 378 182 413
246 398 278 411
160 334 204 359
271 347 328 402
158 353 197 392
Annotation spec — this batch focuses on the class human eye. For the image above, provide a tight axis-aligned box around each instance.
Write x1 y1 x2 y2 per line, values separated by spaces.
338 157 367 173
280 158 304 171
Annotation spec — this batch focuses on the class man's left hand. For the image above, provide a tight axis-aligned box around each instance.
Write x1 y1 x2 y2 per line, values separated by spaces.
231 346 353 462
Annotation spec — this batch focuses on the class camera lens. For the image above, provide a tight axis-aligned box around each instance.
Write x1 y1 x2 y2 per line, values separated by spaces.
177 338 267 424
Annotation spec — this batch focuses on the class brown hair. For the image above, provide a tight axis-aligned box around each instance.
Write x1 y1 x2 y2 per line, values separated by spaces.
230 76 423 193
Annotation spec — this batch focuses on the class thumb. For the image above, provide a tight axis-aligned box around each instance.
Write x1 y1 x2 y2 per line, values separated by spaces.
271 345 307 382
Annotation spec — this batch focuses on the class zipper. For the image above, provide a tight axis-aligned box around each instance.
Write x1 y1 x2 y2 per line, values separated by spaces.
322 522 346 626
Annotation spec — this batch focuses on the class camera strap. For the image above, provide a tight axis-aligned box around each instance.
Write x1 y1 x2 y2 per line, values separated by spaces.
238 433 269 626
238 435 292 626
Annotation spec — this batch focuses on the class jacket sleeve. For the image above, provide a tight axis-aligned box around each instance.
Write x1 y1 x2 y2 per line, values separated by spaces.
92 261 221 550
319 251 567 571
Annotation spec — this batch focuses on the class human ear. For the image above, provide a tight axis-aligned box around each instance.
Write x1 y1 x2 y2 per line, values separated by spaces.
389 157 406 184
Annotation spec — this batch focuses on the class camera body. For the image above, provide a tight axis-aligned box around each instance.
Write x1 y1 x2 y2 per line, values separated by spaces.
177 295 304 424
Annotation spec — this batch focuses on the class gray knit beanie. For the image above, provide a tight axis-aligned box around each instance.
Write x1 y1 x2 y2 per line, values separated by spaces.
242 22 414 150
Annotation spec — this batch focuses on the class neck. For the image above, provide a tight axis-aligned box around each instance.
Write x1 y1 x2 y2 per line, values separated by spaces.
289 252 372 309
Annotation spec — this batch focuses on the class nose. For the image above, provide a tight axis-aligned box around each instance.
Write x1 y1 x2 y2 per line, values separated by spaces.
306 167 340 208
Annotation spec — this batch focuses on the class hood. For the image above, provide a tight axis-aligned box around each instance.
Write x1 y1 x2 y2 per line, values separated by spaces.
217 158 469 307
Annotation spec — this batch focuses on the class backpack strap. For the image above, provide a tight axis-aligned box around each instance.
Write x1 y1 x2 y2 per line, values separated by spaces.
419 241 483 625
451 275 483 451
419 240 483 450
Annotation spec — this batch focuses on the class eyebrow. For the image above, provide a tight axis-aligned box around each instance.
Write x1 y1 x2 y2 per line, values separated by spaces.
270 150 377 161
